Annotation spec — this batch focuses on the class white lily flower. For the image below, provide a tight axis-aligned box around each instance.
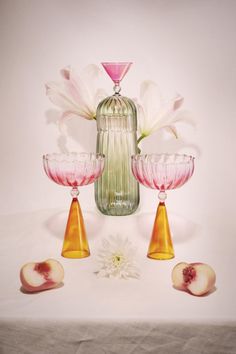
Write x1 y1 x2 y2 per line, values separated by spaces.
137 80 193 144
95 235 140 280
45 64 107 124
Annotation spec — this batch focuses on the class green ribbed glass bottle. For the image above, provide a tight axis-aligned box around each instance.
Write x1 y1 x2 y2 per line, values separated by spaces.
95 62 139 216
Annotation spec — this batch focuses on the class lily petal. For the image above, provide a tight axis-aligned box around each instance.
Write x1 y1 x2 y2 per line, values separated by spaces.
94 88 108 107
164 125 179 139
136 103 147 135
60 66 71 80
156 94 183 123
45 81 79 111
81 64 102 83
63 79 95 119
140 81 163 122
172 110 196 127
46 64 105 122
173 95 184 110
136 77 194 142
63 68 95 118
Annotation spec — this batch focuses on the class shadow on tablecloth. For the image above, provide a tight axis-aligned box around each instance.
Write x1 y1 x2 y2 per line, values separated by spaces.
44 210 106 240
134 212 200 244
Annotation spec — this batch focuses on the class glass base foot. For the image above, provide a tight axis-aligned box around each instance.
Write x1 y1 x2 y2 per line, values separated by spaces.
61 250 90 259
147 252 174 260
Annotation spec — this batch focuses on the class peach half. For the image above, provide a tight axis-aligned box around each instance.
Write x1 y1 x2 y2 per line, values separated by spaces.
171 262 216 296
20 259 64 293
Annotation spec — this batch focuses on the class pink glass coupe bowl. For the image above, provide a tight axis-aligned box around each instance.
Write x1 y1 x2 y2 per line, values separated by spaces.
43 152 105 187
131 154 194 191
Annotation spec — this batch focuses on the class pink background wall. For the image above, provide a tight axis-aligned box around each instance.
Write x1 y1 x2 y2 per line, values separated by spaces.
0 0 235 237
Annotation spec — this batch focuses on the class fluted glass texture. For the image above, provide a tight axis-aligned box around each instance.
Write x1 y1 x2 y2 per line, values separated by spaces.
43 152 105 187
95 95 139 215
131 154 194 191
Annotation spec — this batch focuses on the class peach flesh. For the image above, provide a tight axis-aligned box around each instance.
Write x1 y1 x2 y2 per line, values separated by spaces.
20 259 64 293
172 262 216 296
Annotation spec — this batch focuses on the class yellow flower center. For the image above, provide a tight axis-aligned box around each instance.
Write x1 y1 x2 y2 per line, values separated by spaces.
112 254 124 267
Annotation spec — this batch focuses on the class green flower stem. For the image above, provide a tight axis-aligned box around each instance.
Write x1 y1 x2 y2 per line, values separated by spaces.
137 134 146 145
137 134 147 154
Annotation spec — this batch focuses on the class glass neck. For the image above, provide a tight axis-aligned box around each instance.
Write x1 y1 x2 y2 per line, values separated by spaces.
71 186 79 198
113 82 121 95
158 191 167 202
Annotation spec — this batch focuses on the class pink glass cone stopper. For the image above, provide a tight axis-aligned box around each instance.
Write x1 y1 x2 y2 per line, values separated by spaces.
102 62 132 84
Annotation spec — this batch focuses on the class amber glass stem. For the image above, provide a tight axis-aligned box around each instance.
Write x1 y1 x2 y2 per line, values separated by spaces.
147 198 175 260
61 194 90 259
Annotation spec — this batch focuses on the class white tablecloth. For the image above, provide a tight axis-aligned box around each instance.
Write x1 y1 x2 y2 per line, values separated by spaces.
0 208 235 353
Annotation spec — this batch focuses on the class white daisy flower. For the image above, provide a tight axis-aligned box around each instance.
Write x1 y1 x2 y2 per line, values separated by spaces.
95 235 140 279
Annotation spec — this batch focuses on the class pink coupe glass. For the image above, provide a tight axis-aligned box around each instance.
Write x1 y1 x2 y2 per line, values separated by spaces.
131 153 195 260
43 152 105 259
